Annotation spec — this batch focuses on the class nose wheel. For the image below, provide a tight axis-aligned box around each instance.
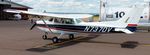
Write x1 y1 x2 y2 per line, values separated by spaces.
69 34 74 40
42 35 48 40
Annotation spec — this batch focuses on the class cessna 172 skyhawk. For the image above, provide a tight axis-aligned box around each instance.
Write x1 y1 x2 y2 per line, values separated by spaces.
4 6 144 43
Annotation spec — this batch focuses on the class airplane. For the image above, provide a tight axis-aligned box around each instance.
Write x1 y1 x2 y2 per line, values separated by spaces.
4 6 144 43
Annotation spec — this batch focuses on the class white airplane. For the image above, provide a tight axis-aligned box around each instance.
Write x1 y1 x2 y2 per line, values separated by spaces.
4 6 144 43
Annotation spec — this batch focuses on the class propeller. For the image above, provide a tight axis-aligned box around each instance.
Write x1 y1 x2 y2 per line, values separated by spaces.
30 22 37 30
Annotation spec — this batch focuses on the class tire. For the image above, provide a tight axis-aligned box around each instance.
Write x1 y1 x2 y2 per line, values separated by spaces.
52 37 59 43
42 35 48 40
69 34 74 40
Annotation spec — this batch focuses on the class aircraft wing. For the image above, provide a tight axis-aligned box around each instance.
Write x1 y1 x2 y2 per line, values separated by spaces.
4 9 93 19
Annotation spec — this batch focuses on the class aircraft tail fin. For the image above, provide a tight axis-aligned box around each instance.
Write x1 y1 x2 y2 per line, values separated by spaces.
114 6 144 34
117 6 144 24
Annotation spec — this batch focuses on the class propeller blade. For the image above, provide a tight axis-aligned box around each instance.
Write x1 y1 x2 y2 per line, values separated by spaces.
30 22 37 30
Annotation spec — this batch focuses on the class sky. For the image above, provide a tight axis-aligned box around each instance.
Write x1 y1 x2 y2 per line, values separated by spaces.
11 0 150 13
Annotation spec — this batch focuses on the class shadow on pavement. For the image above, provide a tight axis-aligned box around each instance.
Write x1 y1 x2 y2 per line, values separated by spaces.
26 34 99 52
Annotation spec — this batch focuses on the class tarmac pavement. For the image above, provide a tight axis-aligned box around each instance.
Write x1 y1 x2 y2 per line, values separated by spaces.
0 20 150 55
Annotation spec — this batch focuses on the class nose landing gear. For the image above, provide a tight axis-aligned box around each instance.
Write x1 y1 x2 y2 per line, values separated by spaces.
69 34 74 40
42 32 48 40
42 35 48 40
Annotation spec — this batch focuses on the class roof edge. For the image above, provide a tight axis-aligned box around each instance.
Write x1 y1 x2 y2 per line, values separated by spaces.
6 1 33 9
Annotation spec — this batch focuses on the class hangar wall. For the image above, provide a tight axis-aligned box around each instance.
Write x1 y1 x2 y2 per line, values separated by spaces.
0 0 32 20
0 4 11 20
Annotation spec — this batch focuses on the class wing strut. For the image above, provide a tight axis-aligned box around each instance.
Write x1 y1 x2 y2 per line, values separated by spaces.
30 16 53 33
40 16 53 33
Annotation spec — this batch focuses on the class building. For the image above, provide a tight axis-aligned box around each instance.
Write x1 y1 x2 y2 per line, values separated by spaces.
0 0 32 20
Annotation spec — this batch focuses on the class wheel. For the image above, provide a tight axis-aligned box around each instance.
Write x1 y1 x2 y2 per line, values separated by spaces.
52 37 59 43
69 34 74 40
42 35 48 40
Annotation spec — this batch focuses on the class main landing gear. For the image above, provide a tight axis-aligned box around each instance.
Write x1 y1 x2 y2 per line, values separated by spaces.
42 34 59 43
42 33 75 43
52 37 59 43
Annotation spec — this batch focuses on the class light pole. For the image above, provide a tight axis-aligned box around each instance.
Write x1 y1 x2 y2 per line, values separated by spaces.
99 0 102 22
148 2 150 32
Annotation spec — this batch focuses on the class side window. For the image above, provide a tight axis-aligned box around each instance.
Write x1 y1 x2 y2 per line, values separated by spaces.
65 19 74 24
54 18 64 23
49 18 53 21
53 18 74 24
54 18 60 23
61 18 65 23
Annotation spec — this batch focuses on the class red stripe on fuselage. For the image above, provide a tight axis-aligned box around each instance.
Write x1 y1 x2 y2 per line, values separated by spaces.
127 24 137 27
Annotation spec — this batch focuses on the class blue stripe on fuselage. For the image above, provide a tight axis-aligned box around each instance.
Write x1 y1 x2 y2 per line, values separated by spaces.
37 24 115 33
126 27 137 32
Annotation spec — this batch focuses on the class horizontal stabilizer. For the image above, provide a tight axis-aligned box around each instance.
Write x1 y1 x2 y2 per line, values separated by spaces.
138 23 150 27
115 28 134 34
